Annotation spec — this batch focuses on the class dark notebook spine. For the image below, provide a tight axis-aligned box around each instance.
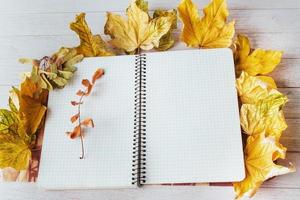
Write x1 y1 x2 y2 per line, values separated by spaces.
132 53 147 186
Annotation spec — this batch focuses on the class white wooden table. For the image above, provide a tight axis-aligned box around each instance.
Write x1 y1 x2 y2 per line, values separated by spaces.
0 0 299 199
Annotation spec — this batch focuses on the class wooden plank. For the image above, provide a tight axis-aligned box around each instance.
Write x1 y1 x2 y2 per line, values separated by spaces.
252 188 300 199
0 184 299 200
0 32 299 60
0 32 299 86
281 88 300 119
0 0 299 13
0 9 299 37
270 59 300 87
281 119 300 152
243 33 299 59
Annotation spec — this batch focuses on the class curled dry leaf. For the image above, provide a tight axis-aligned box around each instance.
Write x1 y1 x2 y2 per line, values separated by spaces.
66 118 94 139
236 70 294 198
134 0 177 51
70 13 114 57
104 1 173 53
66 125 81 139
233 135 295 200
20 47 83 91
76 90 86 97
135 0 148 12
81 79 91 87
82 79 93 95
92 68 105 84
80 118 94 128
236 72 277 104
70 113 79 123
256 76 277 90
178 0 235 48
17 78 48 136
240 92 288 139
82 68 105 96
153 9 177 51
234 34 283 75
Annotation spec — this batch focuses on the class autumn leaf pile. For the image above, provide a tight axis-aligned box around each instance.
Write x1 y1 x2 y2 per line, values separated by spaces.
0 78 47 170
233 35 295 199
104 0 177 53
0 0 296 199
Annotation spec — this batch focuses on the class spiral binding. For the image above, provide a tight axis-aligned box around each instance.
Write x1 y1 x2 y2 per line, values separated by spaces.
132 53 147 186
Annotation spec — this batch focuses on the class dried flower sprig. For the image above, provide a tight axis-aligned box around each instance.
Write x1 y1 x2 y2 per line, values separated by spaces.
66 68 105 159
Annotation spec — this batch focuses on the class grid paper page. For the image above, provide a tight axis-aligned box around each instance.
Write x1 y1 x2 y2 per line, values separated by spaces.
145 49 245 184
38 55 136 189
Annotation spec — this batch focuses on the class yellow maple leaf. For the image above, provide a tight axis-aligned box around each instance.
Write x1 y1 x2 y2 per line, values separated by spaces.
236 71 277 104
240 92 288 139
70 13 114 57
0 108 31 170
177 0 235 48
153 9 177 51
233 135 295 199
0 109 19 134
0 133 31 170
135 0 148 12
15 78 48 136
256 76 277 89
234 34 283 75
104 1 173 53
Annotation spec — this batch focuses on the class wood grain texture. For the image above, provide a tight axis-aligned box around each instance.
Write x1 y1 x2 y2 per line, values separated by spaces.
0 9 299 37
0 184 300 200
262 152 300 188
281 88 300 119
0 34 299 86
0 0 299 199
0 33 299 60
0 0 299 13
281 119 300 152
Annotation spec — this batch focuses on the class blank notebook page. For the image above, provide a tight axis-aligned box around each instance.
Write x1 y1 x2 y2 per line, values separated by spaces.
145 49 245 184
38 55 136 189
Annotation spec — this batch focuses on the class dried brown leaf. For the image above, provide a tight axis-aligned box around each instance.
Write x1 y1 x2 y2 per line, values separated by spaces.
92 68 105 84
70 113 79 123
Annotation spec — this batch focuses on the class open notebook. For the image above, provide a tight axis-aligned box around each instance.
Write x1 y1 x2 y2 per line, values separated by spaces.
38 48 245 189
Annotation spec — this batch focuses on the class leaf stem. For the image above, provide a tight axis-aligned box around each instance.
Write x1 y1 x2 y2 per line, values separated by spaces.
78 90 86 159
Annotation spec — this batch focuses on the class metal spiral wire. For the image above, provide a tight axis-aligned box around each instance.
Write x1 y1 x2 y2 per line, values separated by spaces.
132 53 147 186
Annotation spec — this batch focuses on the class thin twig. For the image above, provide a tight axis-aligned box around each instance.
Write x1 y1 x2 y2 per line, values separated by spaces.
78 89 87 159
